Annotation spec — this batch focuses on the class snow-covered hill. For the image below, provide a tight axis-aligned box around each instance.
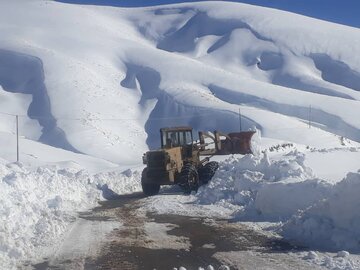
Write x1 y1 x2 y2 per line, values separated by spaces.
1 1 360 269
1 0 360 166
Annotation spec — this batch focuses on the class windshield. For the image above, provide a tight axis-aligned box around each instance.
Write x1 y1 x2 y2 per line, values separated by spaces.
162 130 193 148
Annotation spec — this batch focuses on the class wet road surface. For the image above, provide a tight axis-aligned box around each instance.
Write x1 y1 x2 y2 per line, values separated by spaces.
33 192 320 270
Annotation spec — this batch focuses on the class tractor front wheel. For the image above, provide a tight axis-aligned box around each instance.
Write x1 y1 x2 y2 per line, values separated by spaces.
179 163 199 194
141 168 160 196
199 161 219 184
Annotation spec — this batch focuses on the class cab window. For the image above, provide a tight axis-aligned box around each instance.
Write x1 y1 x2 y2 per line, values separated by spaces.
162 130 193 148
167 131 179 147
185 131 193 145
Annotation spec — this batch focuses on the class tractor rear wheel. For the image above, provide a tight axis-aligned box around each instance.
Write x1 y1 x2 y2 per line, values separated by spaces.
141 168 160 196
179 163 199 194
199 161 219 184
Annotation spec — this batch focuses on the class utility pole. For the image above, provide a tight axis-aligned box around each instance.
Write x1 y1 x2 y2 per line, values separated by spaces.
16 115 19 162
239 108 242 131
308 105 311 128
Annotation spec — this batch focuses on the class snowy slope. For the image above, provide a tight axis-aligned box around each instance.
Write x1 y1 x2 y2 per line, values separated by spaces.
1 0 360 166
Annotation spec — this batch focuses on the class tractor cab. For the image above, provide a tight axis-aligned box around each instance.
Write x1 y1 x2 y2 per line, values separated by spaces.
160 127 193 149
160 126 194 159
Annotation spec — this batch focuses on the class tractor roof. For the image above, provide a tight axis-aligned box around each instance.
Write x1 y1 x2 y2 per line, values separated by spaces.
160 126 193 132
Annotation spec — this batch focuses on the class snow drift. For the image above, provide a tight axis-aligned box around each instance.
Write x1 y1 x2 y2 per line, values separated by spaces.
0 162 141 269
195 149 360 253
283 171 360 252
196 151 332 221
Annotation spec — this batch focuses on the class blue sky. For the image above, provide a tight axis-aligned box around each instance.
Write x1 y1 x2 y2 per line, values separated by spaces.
56 0 360 28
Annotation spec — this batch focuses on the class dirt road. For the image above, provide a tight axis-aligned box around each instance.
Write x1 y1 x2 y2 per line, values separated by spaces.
33 192 323 270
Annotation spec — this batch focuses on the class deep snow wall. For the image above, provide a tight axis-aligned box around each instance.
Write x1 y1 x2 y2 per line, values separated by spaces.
0 49 78 151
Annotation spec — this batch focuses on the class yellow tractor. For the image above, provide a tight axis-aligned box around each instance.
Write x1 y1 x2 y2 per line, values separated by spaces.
141 126 255 196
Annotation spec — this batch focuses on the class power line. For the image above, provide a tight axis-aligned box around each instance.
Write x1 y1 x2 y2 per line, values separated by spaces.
0 111 226 121
0 111 17 117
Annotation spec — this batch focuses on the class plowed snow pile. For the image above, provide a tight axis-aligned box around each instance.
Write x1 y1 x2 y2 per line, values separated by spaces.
283 171 360 252
0 163 141 269
195 150 360 253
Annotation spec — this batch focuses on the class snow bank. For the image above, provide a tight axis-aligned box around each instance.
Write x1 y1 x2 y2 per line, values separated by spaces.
282 171 360 252
197 150 360 252
255 179 331 220
196 151 331 221
0 162 141 269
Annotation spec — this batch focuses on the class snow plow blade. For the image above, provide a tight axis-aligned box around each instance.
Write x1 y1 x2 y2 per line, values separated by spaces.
220 131 256 155
199 130 256 155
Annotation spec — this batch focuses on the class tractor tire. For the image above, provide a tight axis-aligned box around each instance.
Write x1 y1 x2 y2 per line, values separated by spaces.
179 163 199 194
141 168 160 196
199 161 219 184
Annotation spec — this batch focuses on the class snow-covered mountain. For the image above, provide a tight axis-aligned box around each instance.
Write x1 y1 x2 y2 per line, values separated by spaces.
1 1 360 269
1 0 360 166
